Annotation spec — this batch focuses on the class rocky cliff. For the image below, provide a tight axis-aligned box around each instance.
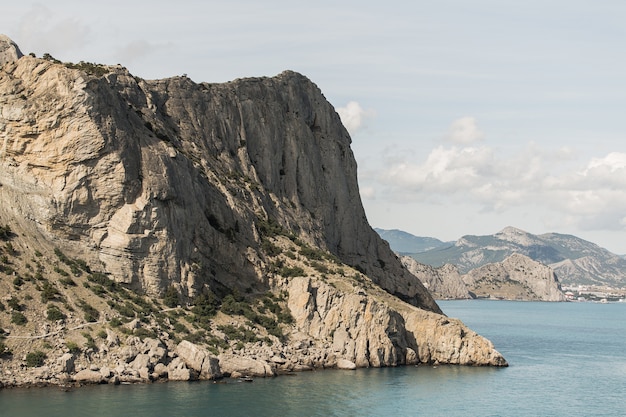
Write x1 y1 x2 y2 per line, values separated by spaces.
0 36 505 387
462 253 566 301
400 256 471 299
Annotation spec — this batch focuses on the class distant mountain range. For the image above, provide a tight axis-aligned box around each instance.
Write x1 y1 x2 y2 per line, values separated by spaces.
374 228 451 253
376 226 626 288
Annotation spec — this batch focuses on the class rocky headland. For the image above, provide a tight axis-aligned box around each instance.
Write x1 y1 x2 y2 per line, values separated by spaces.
0 36 506 388
401 253 565 301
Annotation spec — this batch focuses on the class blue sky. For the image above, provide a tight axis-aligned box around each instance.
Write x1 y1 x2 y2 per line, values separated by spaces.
3 1 626 253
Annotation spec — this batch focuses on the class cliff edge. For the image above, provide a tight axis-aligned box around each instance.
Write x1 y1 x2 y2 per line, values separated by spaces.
0 36 505 387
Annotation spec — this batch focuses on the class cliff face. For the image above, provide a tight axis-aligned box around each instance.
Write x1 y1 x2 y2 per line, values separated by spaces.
400 256 471 299
0 53 437 311
462 254 566 301
0 37 506 386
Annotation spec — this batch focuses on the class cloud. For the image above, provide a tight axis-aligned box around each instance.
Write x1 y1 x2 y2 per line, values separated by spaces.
359 186 376 200
113 40 157 65
16 5 90 56
444 116 484 144
337 101 374 135
377 139 626 232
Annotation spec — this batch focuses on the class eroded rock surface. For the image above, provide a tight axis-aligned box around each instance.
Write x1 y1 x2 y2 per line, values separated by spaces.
0 35 506 388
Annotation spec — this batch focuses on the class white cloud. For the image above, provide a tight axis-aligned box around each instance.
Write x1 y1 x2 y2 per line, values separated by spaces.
444 116 484 144
378 141 626 233
337 101 374 135
17 5 89 56
360 186 376 200
114 40 157 65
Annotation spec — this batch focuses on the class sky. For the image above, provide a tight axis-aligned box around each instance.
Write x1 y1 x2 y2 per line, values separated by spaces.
2 1 626 254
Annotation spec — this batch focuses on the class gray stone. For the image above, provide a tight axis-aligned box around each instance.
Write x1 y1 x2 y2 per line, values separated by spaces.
336 359 356 370
72 370 103 384
219 354 274 378
175 341 221 380
0 35 23 66
57 353 75 374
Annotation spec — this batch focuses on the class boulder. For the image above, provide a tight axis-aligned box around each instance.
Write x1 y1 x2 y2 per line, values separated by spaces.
174 341 221 380
0 35 23 66
219 354 274 378
167 357 193 381
72 369 103 384
57 353 75 374
336 359 356 370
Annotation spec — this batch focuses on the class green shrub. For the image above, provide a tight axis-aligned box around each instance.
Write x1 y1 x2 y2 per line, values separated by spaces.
278 266 305 278
11 312 27 325
82 332 96 350
113 302 136 318
25 351 46 367
163 285 180 308
65 341 81 354
88 272 118 292
77 300 100 322
53 265 69 277
12 275 23 287
0 340 11 357
40 281 61 302
7 296 21 311
261 239 282 256
5 242 15 255
134 327 156 340
256 217 286 238
0 224 13 240
191 290 220 318
109 317 123 327
46 305 66 321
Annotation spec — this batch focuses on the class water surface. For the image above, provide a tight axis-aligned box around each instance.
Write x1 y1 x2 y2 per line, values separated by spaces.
2 300 624 416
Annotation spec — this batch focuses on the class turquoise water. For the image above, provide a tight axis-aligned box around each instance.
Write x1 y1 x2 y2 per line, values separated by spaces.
2 300 625 416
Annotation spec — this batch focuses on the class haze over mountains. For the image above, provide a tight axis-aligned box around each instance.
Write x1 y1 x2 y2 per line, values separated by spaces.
377 226 626 288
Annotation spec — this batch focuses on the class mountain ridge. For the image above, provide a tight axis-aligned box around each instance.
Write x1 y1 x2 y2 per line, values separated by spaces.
384 227 626 287
0 36 506 387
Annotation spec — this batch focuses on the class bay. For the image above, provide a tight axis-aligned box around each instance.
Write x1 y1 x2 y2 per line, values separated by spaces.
2 300 624 416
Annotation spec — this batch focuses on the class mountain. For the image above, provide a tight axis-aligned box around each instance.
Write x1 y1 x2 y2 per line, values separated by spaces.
400 256 471 299
375 228 450 253
410 226 626 287
462 254 566 301
0 37 506 387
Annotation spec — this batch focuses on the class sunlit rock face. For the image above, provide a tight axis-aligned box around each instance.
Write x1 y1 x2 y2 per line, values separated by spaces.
0 35 507 377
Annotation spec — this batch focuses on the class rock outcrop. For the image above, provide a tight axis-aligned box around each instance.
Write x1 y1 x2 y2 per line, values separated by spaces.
401 256 471 299
0 35 506 388
0 34 22 66
462 253 566 301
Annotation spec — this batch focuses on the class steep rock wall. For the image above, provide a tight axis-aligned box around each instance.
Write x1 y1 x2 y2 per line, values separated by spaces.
0 55 437 311
401 256 471 299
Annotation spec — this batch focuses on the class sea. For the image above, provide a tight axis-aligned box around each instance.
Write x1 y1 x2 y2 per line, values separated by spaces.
1 300 624 417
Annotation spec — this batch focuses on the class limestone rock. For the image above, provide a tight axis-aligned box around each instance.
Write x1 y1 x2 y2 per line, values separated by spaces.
166 357 193 381
401 256 471 299
175 341 222 380
0 36 509 388
0 35 23 66
287 276 507 368
463 253 566 301
57 353 75 374
72 369 103 384
336 359 356 370
219 354 274 378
